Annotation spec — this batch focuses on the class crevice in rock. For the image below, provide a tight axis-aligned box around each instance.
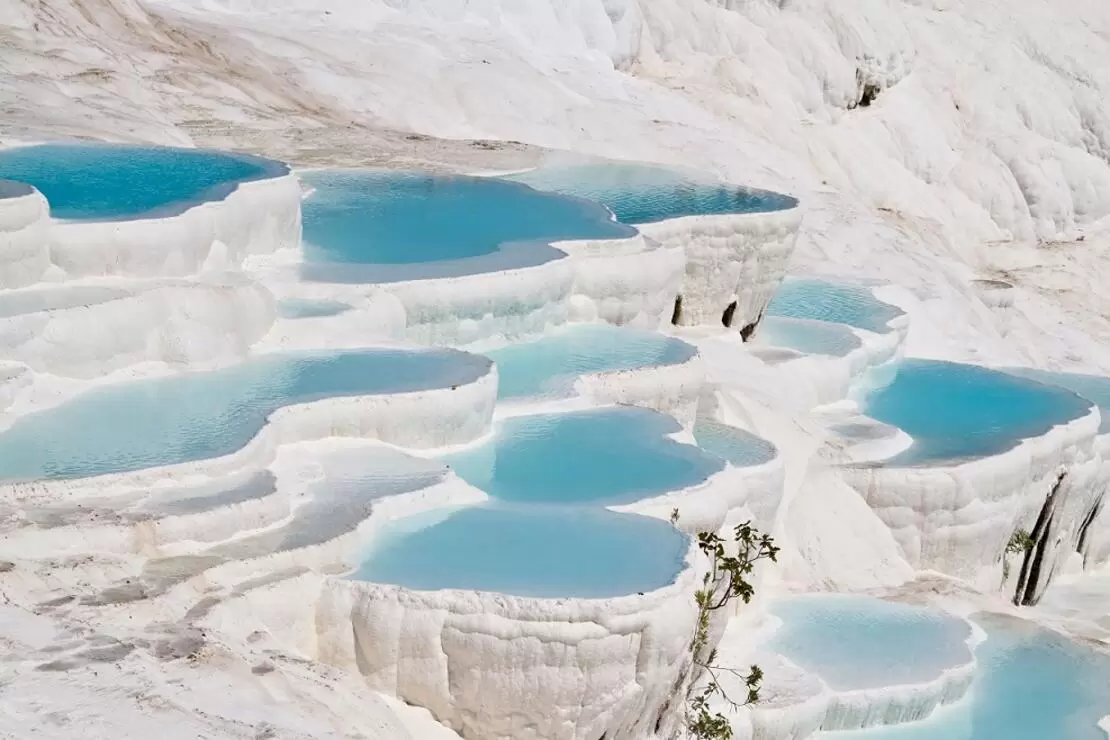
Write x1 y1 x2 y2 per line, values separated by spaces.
721 300 738 328
671 295 683 326
1013 471 1067 606
739 309 764 341
1076 493 1104 567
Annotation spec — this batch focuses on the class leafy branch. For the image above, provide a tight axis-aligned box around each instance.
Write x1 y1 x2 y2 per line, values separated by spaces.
672 510 779 739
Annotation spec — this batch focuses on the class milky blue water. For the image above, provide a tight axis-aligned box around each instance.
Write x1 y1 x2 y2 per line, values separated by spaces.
351 504 689 598
692 418 777 468
0 144 285 220
299 170 636 283
819 613 1110 740
0 349 490 482
754 316 862 357
769 595 972 690
766 278 904 334
1003 369 1110 433
276 298 352 319
860 359 1092 465
487 324 696 400
507 162 796 224
441 407 724 505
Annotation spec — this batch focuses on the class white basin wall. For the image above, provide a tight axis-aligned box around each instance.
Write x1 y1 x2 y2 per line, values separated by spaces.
0 182 49 289
557 233 686 328
0 277 276 377
48 171 302 278
640 206 802 331
841 407 1102 590
316 550 703 740
384 258 576 346
576 353 705 430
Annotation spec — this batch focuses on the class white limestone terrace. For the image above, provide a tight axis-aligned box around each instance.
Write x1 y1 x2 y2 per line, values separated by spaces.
484 322 704 427
997 368 1110 575
729 277 912 411
737 595 981 739
508 160 803 334
0 346 497 503
840 359 1101 594
258 168 655 346
0 178 49 289
0 142 301 280
0 275 275 379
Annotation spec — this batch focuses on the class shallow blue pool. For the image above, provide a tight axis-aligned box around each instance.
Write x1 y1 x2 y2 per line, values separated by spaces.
769 595 972 690
507 162 796 224
351 504 689 598
766 278 904 334
441 407 723 505
300 170 636 283
487 324 696 400
753 316 862 357
1002 369 1110 433
818 613 1110 740
0 144 286 220
276 298 352 319
860 359 1092 465
692 418 778 468
0 349 490 482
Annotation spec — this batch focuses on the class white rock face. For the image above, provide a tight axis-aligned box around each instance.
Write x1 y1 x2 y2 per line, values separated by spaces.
841 407 1102 590
576 352 705 429
0 276 276 377
641 207 803 332
559 233 686 329
317 550 703 740
47 171 303 278
0 181 49 289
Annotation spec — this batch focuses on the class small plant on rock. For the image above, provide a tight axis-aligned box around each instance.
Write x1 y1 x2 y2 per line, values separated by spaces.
672 510 779 739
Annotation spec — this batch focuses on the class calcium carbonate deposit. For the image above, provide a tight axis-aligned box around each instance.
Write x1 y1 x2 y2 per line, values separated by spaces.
2 1 1110 738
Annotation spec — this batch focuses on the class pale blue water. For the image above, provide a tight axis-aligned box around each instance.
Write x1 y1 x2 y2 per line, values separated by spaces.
768 595 972 690
754 316 862 357
276 298 352 318
819 613 1110 740
507 162 796 224
0 349 490 482
692 418 777 468
1003 369 1110 433
350 504 689 598
860 359 1092 465
300 170 636 283
487 324 697 399
0 144 285 220
441 407 724 505
766 278 904 334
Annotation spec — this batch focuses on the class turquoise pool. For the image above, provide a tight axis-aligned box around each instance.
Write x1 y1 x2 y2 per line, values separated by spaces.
692 418 777 468
0 144 286 220
768 595 972 691
441 407 723 505
276 298 353 319
0 349 490 482
860 360 1092 465
1003 369 1110 433
300 170 636 283
766 278 904 334
819 613 1110 740
506 162 796 224
351 504 689 598
753 316 862 357
487 323 696 400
